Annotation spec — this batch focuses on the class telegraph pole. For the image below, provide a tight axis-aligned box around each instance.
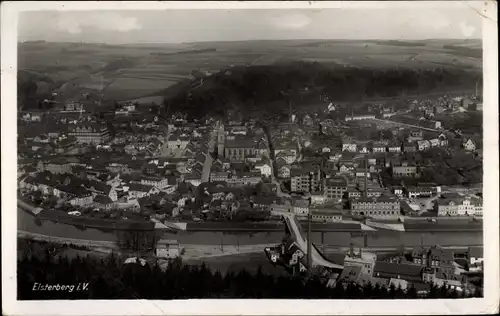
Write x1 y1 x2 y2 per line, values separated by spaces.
307 210 312 274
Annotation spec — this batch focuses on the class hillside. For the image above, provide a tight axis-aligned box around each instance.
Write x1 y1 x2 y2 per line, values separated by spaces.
17 39 482 110
163 61 482 120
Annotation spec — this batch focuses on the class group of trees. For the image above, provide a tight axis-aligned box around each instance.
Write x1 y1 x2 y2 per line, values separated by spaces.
17 70 57 110
18 250 482 300
231 208 271 222
163 62 481 120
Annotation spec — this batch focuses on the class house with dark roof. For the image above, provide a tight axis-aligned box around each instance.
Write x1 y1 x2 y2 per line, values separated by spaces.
224 137 258 161
126 183 159 200
468 246 483 265
184 173 202 187
93 195 114 210
87 180 118 201
43 158 73 175
337 265 363 285
411 245 455 277
57 186 94 207
374 261 424 283
422 266 468 292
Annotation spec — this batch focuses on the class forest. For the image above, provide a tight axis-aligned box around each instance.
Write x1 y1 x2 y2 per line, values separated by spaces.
18 250 482 300
163 62 482 120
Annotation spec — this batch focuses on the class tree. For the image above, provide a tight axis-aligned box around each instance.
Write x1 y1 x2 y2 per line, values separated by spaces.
388 283 397 298
362 281 374 298
428 283 439 298
406 283 418 298
19 240 480 299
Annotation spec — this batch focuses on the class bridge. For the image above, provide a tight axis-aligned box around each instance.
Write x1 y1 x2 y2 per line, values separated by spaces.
281 212 344 270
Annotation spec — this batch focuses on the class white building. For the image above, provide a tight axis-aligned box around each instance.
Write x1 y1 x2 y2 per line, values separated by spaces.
254 162 272 177
344 249 377 276
416 140 431 151
345 114 376 121
436 195 482 216
155 239 180 258
462 138 476 151
342 141 357 152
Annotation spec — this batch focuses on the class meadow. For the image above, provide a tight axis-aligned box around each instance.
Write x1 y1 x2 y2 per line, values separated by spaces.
103 78 180 101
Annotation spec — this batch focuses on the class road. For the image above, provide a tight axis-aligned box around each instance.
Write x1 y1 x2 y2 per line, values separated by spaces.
296 135 303 162
201 121 218 183
370 118 441 132
18 199 42 215
258 121 291 199
18 230 119 249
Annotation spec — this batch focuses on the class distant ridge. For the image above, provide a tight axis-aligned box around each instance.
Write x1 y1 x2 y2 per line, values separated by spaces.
19 38 482 46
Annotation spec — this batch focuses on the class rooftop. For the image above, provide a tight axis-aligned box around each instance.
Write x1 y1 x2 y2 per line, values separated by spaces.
351 195 399 204
374 261 424 278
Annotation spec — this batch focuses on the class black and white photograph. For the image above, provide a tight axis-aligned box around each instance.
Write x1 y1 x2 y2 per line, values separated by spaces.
2 1 498 315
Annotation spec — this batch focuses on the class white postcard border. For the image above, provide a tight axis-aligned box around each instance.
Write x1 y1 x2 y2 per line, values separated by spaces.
2 1 498 315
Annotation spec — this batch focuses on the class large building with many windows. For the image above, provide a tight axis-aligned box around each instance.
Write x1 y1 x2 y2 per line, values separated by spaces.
68 124 111 144
436 194 483 216
392 163 419 178
350 195 400 217
290 167 321 193
224 137 268 161
323 176 349 200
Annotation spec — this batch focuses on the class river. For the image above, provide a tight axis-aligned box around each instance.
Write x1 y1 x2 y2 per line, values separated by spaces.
18 208 483 248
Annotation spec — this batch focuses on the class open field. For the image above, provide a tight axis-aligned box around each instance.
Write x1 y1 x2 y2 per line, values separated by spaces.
19 39 482 105
104 77 180 100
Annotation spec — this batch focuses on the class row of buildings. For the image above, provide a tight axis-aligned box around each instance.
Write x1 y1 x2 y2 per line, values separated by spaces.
267 239 482 294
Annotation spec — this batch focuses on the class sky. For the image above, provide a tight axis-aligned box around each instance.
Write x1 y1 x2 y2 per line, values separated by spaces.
18 6 484 44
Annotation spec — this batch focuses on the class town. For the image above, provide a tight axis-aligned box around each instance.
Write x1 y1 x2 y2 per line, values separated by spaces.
18 86 483 223
17 73 484 296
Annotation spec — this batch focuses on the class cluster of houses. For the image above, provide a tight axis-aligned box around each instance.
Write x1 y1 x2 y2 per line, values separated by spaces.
19 157 190 214
407 93 482 114
267 239 482 294
18 89 482 223
339 130 450 155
